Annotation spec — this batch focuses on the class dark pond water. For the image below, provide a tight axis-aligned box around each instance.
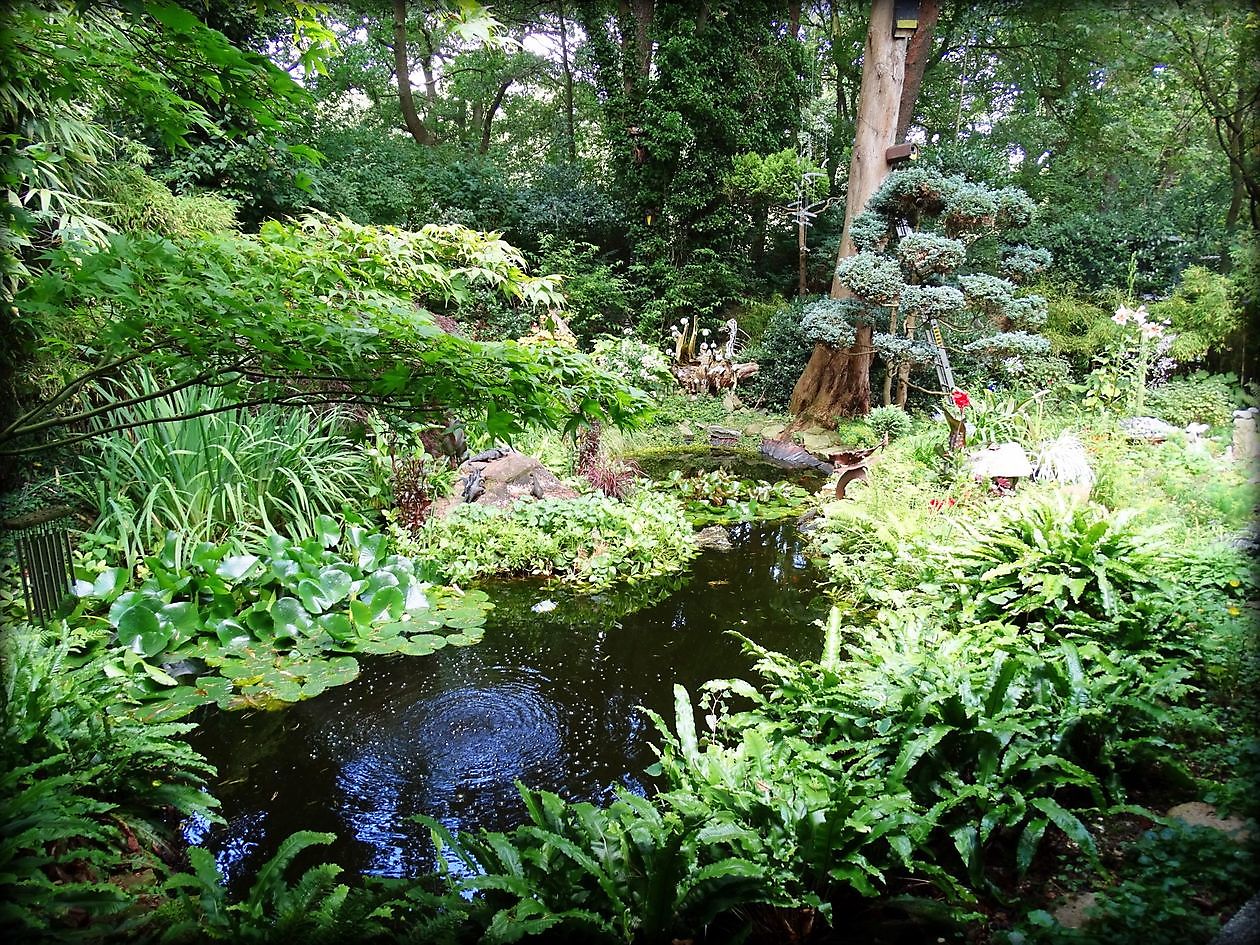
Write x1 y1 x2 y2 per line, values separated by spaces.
184 519 825 889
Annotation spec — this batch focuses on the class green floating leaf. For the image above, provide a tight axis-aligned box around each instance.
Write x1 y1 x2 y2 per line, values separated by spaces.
119 605 172 658
216 555 260 581
159 601 201 641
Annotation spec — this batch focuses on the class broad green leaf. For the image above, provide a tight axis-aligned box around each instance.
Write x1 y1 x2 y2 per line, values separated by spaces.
216 555 259 580
118 605 171 657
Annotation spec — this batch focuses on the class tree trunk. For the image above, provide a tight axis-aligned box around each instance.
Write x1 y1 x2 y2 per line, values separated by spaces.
790 0 908 423
751 200 769 269
895 0 939 143
831 0 907 286
894 310 916 406
558 0 577 161
392 0 432 146
791 329 875 419
479 79 513 154
631 0 655 80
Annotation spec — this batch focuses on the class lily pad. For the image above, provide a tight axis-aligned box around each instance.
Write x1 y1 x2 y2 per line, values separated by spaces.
118 606 172 658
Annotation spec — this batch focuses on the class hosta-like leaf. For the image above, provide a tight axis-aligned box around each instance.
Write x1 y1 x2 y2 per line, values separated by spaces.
317 566 353 606
272 598 312 638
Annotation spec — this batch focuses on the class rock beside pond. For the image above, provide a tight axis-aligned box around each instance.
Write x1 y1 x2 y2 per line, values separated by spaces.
1121 416 1178 441
694 525 733 551
759 438 834 473
1165 801 1251 841
434 453 577 517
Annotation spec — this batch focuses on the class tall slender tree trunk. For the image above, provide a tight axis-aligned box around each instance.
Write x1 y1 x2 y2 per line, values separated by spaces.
392 0 431 146
791 0 907 422
558 0 577 161
479 79 513 154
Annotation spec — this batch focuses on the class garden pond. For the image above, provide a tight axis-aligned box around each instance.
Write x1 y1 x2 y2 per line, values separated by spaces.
184 515 827 890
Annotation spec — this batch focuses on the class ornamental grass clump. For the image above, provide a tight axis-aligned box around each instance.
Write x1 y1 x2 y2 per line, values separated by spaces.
74 370 372 566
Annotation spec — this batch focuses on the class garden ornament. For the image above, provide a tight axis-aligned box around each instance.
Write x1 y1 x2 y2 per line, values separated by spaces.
759 438 834 474
3 505 77 625
462 468 485 503
970 442 1033 494
942 388 970 452
827 435 888 499
1119 416 1177 442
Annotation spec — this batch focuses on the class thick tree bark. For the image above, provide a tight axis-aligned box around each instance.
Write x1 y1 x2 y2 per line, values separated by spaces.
895 0 939 143
631 0 655 80
392 0 432 146
790 0 909 423
791 329 875 419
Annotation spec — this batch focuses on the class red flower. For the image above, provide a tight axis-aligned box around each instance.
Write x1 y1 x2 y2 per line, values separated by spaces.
950 389 971 409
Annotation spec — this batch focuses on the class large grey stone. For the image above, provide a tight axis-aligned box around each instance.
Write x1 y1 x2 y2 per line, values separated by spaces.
695 525 732 551
1211 892 1260 945
434 454 577 516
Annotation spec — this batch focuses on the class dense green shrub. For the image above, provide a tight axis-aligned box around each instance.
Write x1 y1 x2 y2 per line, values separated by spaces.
866 405 912 441
535 237 635 343
394 491 695 588
1146 372 1236 426
740 301 812 409
692 608 1194 898
99 160 238 237
1040 284 1121 371
1149 266 1243 363
420 780 775 944
941 494 1171 641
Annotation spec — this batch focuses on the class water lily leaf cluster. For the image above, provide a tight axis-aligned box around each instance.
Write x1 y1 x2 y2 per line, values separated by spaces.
657 469 813 526
68 515 492 715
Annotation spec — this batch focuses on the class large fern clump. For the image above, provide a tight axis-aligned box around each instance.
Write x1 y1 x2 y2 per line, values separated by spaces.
0 632 218 939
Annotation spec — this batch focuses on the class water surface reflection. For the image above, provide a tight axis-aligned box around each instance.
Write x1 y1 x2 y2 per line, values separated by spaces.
186 520 824 887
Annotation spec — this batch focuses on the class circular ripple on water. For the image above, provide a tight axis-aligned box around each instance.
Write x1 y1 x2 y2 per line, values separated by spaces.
335 672 564 869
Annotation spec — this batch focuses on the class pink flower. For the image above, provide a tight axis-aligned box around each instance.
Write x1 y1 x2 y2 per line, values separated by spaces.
1112 305 1135 325
950 389 971 409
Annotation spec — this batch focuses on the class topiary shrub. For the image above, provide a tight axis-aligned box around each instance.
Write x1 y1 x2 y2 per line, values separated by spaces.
1146 372 1237 427
866 405 912 441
